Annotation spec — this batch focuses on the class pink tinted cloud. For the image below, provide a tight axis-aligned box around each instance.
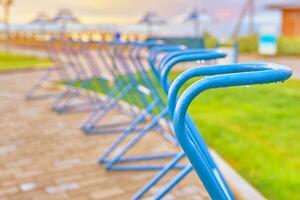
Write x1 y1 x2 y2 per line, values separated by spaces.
215 8 240 21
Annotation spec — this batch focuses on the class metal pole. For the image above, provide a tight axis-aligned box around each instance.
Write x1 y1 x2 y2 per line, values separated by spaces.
3 0 13 50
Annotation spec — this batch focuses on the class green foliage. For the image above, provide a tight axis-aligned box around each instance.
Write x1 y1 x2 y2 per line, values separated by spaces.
277 37 300 56
0 51 51 71
238 34 300 56
202 32 218 48
238 34 258 53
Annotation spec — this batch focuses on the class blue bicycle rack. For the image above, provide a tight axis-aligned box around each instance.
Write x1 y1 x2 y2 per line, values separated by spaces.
100 45 230 173
97 41 186 171
26 39 72 100
24 35 293 200
133 53 292 199
132 47 226 199
168 63 292 200
51 39 105 113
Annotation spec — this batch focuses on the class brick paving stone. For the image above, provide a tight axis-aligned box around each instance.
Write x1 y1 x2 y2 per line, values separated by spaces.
19 182 36 192
0 70 209 199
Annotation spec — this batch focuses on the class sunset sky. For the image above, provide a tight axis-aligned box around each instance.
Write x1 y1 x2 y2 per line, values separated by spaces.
6 0 298 37
9 0 290 24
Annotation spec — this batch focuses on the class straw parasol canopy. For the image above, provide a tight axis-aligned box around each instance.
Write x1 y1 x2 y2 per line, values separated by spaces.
180 8 212 37
139 11 165 37
51 9 79 33
52 9 79 24
30 12 51 32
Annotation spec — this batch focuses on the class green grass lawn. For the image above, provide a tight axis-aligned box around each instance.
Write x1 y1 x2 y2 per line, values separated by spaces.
75 73 300 200
0 51 51 71
188 79 299 200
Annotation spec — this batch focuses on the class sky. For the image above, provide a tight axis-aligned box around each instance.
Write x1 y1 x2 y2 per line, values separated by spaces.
6 0 298 37
8 0 290 24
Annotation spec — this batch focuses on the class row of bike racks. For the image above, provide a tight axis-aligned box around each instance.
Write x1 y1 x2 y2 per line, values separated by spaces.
22 34 292 199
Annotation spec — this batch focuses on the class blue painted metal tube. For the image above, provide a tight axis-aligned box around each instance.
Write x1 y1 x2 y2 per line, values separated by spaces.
98 42 187 170
26 68 59 100
83 43 141 121
51 46 83 111
168 63 274 117
130 45 176 142
160 52 227 92
81 42 153 134
158 49 218 72
148 45 186 80
114 44 151 110
80 80 125 129
79 41 166 165
108 164 185 171
86 127 142 135
108 153 180 163
128 45 165 113
105 108 169 169
160 51 229 169
26 40 71 100
98 98 160 163
89 41 144 113
160 51 232 194
153 63 275 199
51 41 96 112
154 164 193 199
83 84 134 133
172 63 292 200
131 48 227 199
165 64 274 180
132 151 186 200
155 62 284 200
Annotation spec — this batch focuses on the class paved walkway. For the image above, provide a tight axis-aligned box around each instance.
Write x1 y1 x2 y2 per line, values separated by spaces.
0 70 209 199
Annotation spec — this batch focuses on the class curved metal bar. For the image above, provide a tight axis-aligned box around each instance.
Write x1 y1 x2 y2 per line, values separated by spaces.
172 63 292 200
132 48 227 199
148 45 187 62
168 62 273 117
158 48 219 72
152 63 273 198
160 51 226 92
148 45 186 79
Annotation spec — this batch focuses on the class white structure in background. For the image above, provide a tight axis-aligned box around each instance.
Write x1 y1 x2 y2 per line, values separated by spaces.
217 45 238 65
177 8 212 37
138 11 165 37
258 24 277 55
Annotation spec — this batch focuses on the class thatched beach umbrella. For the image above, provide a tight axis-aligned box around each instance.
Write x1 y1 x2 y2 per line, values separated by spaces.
181 8 212 37
139 11 165 37
30 12 51 33
51 9 79 33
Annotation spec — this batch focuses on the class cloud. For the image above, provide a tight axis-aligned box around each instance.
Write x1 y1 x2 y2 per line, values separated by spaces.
8 0 281 25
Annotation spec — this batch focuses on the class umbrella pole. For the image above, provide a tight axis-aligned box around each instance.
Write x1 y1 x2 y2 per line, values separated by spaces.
147 23 153 38
194 19 200 38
